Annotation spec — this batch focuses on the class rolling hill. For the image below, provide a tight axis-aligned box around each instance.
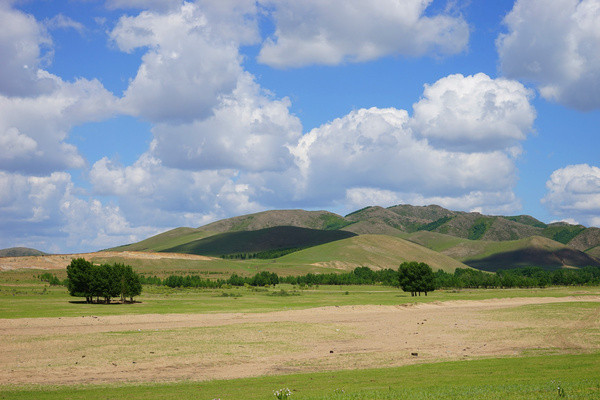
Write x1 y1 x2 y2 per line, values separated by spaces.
405 232 600 271
277 234 470 273
110 204 600 272
161 226 357 257
0 247 48 257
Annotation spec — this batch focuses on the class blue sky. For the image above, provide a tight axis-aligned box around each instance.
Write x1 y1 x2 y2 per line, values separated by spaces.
1 0 599 253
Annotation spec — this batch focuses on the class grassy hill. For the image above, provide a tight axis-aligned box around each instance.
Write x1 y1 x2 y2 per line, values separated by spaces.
109 227 214 252
406 232 600 271
278 234 470 272
161 226 357 257
0 247 48 257
107 204 600 272
201 209 353 233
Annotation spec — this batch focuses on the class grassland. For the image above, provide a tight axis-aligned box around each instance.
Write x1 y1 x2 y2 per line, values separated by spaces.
1 352 599 399
2 256 600 399
3 278 599 319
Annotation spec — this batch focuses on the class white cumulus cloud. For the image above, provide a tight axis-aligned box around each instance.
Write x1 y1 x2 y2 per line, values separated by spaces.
411 73 536 152
0 73 117 174
497 0 600 110
543 164 600 226
0 2 55 96
290 105 522 213
257 0 469 68
111 2 259 123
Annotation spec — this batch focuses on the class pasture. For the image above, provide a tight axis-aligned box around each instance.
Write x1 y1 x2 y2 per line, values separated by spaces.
1 260 600 399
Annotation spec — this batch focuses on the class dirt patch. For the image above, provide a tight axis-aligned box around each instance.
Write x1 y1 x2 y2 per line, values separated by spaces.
0 251 215 271
1 296 599 385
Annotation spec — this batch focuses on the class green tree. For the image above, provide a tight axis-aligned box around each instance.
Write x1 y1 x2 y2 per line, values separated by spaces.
398 261 436 296
66 258 94 303
66 259 141 303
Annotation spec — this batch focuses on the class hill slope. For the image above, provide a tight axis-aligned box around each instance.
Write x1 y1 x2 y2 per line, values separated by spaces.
109 204 600 271
278 234 470 273
161 226 357 257
201 209 352 233
0 247 48 257
406 232 600 271
110 227 213 252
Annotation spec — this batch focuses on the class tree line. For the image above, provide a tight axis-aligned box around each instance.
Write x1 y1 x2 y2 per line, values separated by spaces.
139 264 600 291
66 258 142 304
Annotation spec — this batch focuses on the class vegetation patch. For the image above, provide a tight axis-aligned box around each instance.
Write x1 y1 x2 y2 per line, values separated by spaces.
417 216 453 232
468 217 494 240
543 225 587 244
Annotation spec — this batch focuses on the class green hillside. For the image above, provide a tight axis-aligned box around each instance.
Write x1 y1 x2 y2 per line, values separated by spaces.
403 230 471 252
161 226 357 257
278 234 470 273
567 227 600 252
406 233 600 271
0 247 48 257
108 204 600 272
200 209 352 233
109 227 214 252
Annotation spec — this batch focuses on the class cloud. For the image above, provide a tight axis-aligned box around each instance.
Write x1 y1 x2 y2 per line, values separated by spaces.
411 73 535 152
0 2 55 96
0 170 157 253
497 0 600 110
150 74 302 172
109 2 301 173
257 0 469 68
543 164 600 226
0 73 117 174
45 14 85 35
106 0 183 12
111 1 259 123
89 154 263 228
290 105 522 213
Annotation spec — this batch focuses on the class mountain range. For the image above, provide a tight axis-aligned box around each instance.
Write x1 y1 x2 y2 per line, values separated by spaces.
110 204 600 272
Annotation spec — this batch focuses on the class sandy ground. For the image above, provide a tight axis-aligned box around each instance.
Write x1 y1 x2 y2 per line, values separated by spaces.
1 296 599 386
0 252 214 271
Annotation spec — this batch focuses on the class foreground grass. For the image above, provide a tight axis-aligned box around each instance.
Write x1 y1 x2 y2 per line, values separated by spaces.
1 353 599 399
1 282 599 319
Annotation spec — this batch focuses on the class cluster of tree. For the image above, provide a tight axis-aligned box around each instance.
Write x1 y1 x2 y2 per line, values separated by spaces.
66 258 142 304
434 266 600 289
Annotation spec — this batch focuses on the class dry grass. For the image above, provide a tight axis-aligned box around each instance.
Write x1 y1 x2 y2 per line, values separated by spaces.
1 296 599 386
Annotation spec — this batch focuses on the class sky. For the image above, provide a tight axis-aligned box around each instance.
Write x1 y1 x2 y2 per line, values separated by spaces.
1 0 599 254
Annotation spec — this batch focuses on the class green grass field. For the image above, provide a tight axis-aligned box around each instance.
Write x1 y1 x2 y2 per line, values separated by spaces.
1 353 599 399
1 280 599 319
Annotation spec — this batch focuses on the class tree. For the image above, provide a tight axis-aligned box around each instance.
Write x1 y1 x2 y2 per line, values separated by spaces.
398 261 436 296
66 259 142 303
66 258 94 303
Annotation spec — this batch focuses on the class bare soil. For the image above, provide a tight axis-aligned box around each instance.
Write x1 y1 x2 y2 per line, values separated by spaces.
1 296 599 386
0 251 215 271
